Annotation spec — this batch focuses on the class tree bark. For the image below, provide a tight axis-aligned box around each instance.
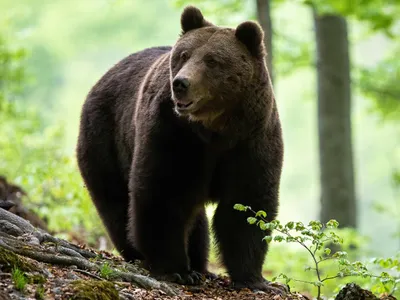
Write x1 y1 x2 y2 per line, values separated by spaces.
313 12 357 228
256 0 274 83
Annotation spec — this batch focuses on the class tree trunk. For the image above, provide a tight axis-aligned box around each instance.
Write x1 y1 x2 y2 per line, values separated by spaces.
256 0 274 83
313 12 357 228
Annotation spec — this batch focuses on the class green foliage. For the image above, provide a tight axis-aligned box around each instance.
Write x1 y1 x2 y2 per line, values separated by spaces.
304 0 399 37
393 171 400 187
372 198 400 243
370 255 400 295
274 33 313 77
0 25 104 241
35 285 45 300
0 29 26 101
358 49 400 122
0 103 104 238
234 204 400 298
171 0 250 25
99 263 117 280
11 267 28 292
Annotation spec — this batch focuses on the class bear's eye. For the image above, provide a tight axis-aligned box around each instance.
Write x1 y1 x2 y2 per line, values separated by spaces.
204 56 219 68
180 51 190 62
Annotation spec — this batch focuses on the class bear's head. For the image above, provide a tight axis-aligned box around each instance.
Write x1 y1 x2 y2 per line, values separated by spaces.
170 6 268 131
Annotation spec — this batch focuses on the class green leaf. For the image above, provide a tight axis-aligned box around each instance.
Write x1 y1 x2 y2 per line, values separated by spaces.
233 204 248 212
301 229 313 236
255 210 267 218
333 251 348 259
259 222 269 231
263 236 273 244
286 221 294 230
326 219 339 229
247 217 257 225
295 236 305 243
314 281 323 287
270 220 281 230
286 236 295 243
295 222 305 231
308 220 323 231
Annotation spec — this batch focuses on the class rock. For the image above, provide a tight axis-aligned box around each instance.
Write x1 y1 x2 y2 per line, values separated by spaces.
66 272 80 280
335 283 378 300
52 287 62 295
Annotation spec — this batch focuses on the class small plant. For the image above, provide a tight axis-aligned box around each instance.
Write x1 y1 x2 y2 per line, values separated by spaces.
99 263 117 280
11 267 28 292
233 203 399 299
369 255 400 296
35 285 45 300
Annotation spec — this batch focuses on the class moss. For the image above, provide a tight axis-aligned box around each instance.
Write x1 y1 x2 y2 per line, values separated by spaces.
70 280 119 300
0 246 37 272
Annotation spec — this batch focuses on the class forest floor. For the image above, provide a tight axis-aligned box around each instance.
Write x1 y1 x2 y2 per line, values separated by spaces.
0 206 396 300
0 260 306 300
0 205 306 300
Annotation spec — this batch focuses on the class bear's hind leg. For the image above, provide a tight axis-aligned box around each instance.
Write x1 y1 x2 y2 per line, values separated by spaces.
188 207 209 274
77 110 142 262
84 165 142 262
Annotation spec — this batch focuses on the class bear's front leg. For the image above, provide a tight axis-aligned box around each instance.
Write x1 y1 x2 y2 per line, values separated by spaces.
213 135 286 295
130 193 202 285
127 123 210 285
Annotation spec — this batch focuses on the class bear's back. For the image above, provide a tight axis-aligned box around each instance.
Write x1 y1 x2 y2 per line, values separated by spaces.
81 46 172 180
88 46 172 111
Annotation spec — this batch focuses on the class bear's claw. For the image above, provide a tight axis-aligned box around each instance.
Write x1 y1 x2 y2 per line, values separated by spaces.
233 279 289 296
154 270 204 285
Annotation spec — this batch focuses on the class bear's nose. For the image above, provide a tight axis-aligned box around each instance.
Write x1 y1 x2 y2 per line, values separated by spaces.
172 77 190 94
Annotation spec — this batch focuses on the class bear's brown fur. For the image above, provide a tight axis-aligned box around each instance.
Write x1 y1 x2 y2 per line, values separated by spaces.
77 6 284 292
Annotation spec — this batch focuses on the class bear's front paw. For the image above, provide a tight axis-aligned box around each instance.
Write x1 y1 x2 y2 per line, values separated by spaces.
233 279 289 295
204 270 218 280
154 270 205 285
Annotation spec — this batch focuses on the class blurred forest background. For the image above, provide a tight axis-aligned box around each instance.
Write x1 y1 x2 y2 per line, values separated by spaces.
0 0 399 297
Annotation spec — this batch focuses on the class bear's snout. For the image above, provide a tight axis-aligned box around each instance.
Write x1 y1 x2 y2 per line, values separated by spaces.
172 77 190 97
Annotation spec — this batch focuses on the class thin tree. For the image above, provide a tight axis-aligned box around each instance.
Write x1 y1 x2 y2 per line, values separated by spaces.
256 0 274 83
313 11 357 228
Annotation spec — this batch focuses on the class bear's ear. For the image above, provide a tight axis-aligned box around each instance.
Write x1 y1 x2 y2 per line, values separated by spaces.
235 21 265 57
180 6 213 35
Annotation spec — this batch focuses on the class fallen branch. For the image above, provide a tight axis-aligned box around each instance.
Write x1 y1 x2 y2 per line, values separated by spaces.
74 269 104 281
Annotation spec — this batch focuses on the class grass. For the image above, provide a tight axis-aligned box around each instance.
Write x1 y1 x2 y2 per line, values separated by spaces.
99 263 117 280
11 267 28 292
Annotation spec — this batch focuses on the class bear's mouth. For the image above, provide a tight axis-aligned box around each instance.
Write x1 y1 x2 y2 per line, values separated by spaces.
175 100 194 114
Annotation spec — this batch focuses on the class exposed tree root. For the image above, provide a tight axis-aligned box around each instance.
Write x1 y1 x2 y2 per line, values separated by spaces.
0 208 179 296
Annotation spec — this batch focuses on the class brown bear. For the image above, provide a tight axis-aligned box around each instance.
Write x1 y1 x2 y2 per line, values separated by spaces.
77 6 284 292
